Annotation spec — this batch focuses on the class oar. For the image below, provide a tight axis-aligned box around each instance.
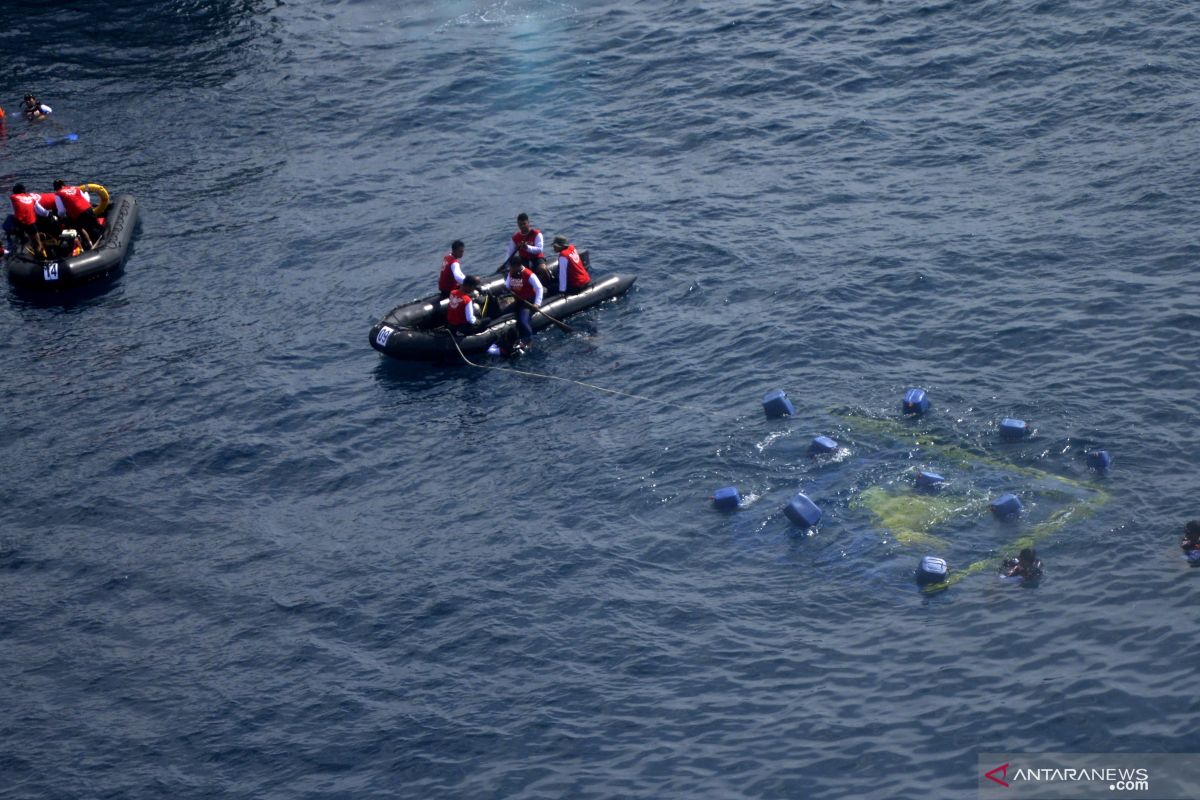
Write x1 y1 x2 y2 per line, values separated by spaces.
512 294 572 334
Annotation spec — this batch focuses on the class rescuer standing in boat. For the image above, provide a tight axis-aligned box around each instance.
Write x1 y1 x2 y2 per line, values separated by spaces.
438 240 466 299
504 213 553 289
504 255 544 354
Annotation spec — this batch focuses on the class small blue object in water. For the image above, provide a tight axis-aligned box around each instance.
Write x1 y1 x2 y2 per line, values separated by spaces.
916 555 949 585
1188 550 1200 564
1086 450 1111 471
915 470 945 490
990 493 1023 520
762 389 795 419
712 486 741 511
810 435 838 455
902 388 929 416
999 418 1028 440
783 492 821 528
65 132 78 141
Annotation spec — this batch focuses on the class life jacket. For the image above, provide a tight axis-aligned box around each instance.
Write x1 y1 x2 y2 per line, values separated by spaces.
37 193 60 215
508 267 537 302
559 244 590 291
511 227 542 262
58 231 83 257
57 186 91 219
438 252 461 293
11 193 38 225
446 288 473 326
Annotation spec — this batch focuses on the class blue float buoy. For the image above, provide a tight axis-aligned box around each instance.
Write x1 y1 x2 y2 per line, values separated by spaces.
990 493 1023 520
999 418 1028 440
916 555 949 585
712 486 741 511
762 389 795 419
1087 450 1111 471
784 492 821 528
902 388 929 416
810 435 838 455
915 470 945 490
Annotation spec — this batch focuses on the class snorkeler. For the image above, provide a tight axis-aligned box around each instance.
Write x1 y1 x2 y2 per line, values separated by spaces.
1001 547 1042 581
1180 521 1200 560
21 94 51 120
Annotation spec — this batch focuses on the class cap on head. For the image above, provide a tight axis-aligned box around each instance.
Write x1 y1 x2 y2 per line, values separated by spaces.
551 234 568 250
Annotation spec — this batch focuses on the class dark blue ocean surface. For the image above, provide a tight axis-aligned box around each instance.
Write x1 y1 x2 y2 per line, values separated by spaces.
3 1 1199 797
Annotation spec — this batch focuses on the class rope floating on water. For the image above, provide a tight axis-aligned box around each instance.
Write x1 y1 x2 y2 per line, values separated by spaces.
446 331 721 417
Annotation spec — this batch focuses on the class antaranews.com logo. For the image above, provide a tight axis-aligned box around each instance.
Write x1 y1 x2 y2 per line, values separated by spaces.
979 753 1200 798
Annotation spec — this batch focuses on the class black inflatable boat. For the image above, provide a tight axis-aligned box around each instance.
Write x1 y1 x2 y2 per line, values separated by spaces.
6 189 138 290
369 252 636 363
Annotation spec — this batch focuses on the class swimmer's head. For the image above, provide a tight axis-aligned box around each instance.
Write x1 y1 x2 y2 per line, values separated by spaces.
1018 547 1037 564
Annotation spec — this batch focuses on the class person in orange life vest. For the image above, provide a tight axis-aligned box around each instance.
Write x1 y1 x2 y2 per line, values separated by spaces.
446 275 486 336
56 228 84 259
550 234 591 294
504 255 544 350
504 212 554 288
53 180 102 249
438 239 466 299
9 183 56 252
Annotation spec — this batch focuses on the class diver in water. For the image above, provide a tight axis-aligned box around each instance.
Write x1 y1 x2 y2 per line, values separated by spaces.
1180 521 1200 561
1002 547 1043 581
21 94 51 120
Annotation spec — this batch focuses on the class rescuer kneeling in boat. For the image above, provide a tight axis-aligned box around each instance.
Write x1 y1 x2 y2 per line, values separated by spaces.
551 234 591 295
446 275 486 336
504 255 544 354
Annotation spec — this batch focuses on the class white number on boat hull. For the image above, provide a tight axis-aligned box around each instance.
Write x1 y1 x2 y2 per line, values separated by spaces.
375 326 394 347
43 262 60 281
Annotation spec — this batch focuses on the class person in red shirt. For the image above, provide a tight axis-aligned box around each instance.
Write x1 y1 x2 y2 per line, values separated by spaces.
503 213 553 288
53 179 102 249
438 240 466 299
9 183 55 255
550 234 591 294
504 255 544 353
446 276 485 336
